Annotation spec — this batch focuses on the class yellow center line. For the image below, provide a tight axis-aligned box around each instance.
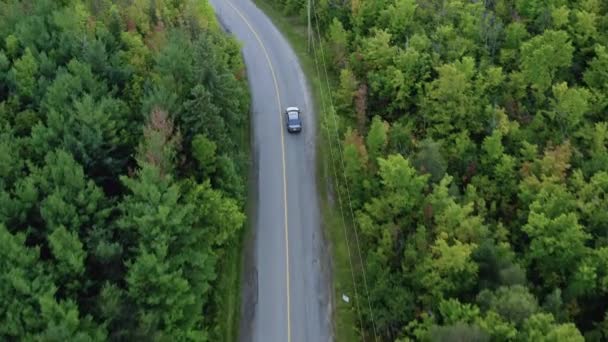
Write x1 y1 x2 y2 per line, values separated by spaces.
223 1 291 341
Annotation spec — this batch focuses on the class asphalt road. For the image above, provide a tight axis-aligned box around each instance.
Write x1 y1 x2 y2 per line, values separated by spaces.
208 1 332 342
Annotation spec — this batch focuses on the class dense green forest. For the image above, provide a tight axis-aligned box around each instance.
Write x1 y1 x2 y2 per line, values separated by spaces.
270 0 608 340
0 0 249 340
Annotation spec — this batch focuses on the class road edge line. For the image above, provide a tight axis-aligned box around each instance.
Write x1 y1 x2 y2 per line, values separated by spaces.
223 2 292 341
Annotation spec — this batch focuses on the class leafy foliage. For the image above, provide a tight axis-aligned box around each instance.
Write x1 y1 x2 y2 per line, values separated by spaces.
0 0 249 339
269 0 608 339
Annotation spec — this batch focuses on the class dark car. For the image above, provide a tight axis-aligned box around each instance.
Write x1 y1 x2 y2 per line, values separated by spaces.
285 107 302 133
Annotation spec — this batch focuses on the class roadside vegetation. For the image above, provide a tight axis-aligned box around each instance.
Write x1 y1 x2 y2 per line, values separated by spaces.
0 0 249 340
266 0 608 340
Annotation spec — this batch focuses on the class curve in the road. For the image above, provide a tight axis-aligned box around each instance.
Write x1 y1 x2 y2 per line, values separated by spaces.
210 1 332 342
220 2 293 340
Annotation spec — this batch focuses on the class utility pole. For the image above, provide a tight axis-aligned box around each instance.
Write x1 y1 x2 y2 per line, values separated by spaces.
307 0 312 53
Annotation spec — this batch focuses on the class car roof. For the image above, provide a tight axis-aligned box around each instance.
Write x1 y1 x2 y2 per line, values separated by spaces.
287 111 300 120
286 106 300 112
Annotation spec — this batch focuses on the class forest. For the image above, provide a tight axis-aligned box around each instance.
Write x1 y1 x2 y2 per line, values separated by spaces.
269 0 608 340
0 0 250 340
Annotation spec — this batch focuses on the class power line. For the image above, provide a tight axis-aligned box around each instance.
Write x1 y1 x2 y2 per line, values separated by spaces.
310 1 379 341
307 0 312 52
309 26 365 336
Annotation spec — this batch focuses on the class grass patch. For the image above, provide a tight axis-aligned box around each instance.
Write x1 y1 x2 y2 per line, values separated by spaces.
213 157 250 341
214 230 245 342
250 1 359 341
213 79 252 342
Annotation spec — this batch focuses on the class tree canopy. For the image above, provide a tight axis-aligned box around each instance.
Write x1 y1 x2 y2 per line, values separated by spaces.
0 0 249 340
270 0 608 340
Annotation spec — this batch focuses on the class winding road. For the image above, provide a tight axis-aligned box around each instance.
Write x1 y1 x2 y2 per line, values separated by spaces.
208 1 332 341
